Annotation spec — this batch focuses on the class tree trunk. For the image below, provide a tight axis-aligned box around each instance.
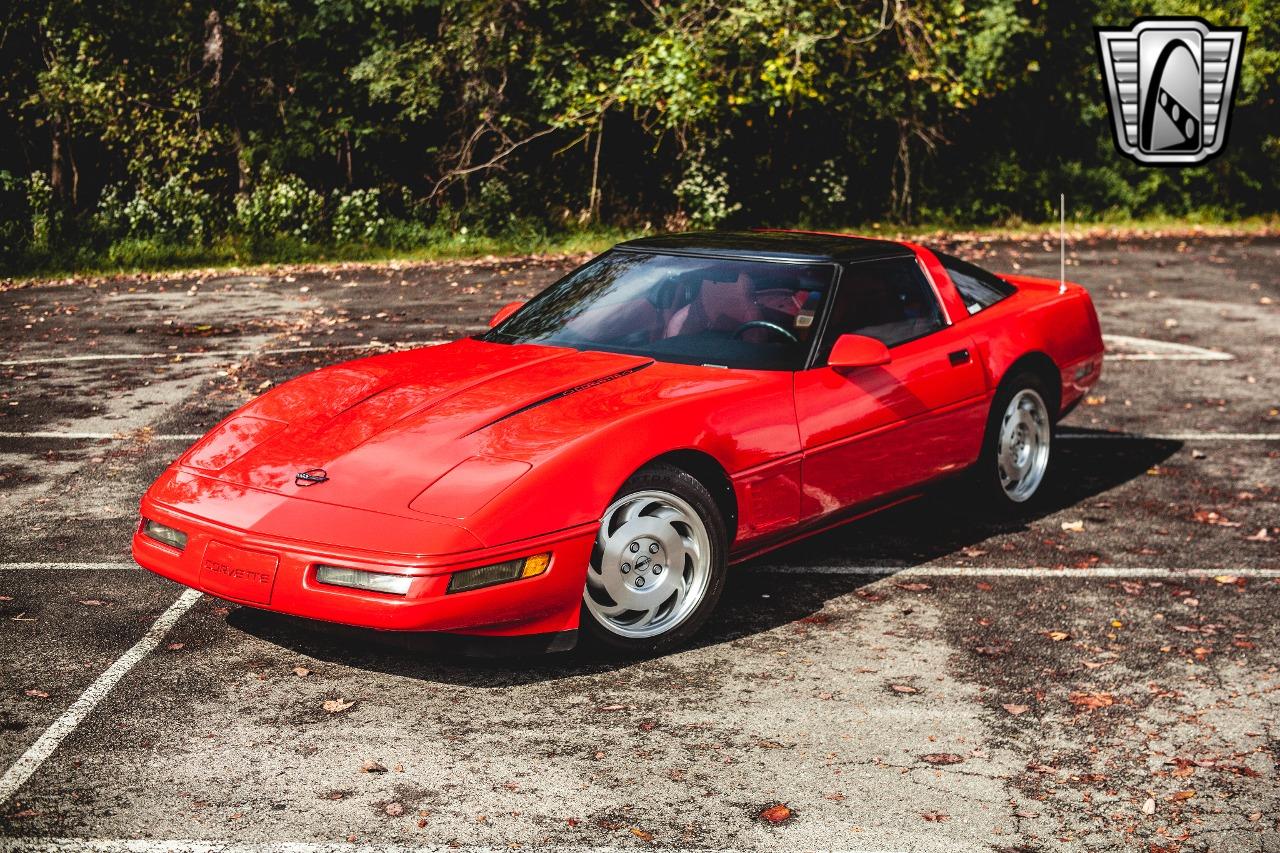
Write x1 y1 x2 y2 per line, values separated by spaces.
50 117 67 204
890 118 912 223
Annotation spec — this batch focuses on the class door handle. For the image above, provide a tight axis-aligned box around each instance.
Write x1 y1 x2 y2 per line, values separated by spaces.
948 348 971 366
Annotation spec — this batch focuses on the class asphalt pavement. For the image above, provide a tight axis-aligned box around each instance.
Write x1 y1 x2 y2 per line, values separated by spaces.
0 234 1276 852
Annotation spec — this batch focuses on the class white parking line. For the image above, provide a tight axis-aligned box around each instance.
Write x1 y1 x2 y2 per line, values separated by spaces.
2 562 1275 579
0 588 202 806
0 841 916 853
750 565 1280 578
1102 334 1234 362
1057 431 1280 441
0 340 446 367
0 432 204 441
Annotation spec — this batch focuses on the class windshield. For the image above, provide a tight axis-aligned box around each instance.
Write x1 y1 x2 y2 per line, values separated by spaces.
482 250 834 370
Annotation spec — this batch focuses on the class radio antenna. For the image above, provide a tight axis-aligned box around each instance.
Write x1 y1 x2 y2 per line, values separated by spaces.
1059 193 1067 294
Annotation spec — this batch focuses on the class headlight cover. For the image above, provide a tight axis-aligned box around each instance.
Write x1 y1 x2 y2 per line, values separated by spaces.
315 565 413 596
142 518 188 551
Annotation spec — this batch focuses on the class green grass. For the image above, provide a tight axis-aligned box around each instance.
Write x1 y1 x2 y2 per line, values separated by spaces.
5 213 1278 285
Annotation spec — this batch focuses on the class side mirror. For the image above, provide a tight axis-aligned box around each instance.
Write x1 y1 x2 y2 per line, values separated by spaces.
827 334 891 369
488 300 525 328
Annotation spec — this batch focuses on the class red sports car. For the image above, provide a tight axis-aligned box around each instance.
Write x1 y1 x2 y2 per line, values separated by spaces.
134 231 1103 653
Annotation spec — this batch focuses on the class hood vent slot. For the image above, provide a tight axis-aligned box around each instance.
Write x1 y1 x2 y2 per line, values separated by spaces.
468 361 653 435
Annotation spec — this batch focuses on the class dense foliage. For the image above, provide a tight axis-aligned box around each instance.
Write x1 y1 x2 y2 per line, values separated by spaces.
2 0 1277 272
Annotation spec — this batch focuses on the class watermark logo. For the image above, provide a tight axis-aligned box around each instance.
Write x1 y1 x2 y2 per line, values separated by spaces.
1095 18 1246 166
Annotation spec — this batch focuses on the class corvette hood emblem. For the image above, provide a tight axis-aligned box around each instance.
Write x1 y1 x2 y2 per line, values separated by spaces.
294 469 329 487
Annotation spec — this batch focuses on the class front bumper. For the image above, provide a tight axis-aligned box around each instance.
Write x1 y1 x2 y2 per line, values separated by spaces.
132 498 596 638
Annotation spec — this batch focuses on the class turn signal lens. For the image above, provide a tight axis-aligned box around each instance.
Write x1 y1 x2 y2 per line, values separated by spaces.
315 565 412 596
447 552 551 594
142 518 188 551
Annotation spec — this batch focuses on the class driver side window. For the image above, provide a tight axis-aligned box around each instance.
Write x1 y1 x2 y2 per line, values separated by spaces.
817 257 945 363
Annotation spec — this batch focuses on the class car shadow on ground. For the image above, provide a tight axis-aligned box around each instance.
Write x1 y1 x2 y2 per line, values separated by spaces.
228 431 1180 686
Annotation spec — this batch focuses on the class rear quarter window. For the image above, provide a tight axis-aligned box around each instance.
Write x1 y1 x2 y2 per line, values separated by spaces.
936 251 1016 315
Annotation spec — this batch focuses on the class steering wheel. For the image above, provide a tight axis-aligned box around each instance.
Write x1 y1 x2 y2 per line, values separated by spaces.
732 320 797 343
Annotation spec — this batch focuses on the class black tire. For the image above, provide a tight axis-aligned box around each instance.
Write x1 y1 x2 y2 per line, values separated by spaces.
972 370 1056 510
580 463 728 656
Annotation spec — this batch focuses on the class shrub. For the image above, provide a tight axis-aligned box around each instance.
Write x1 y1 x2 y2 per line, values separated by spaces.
674 152 740 228
26 171 56 252
93 177 218 245
331 188 385 244
234 173 326 243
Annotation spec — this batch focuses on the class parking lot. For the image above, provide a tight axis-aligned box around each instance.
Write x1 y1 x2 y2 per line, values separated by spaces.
0 233 1277 852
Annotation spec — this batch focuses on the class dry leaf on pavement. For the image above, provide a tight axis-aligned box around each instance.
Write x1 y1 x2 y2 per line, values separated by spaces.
758 804 793 824
1068 692 1114 710
322 698 354 713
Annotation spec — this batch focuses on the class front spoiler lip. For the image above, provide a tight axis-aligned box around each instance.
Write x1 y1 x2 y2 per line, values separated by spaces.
134 497 596 636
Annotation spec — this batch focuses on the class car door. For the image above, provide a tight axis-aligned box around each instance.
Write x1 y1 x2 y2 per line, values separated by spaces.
794 255 989 519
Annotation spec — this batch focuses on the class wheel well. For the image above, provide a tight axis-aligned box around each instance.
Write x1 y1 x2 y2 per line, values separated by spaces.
1004 352 1062 418
644 449 738 536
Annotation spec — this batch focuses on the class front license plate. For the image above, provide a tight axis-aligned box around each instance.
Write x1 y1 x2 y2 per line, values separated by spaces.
199 541 279 605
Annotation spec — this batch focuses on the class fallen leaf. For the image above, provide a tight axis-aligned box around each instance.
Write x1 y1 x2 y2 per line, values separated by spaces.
1245 528 1273 542
1068 692 1114 710
322 698 354 713
1141 797 1156 815
975 581 993 591
1061 520 1084 532
1002 703 1030 715
758 804 793 824
629 827 654 841
1044 630 1071 641
360 760 387 773
1213 575 1239 584
1191 510 1242 527
891 684 918 694
921 753 964 765
895 581 932 592
1169 789 1195 801
293 666 311 677
921 811 951 822
24 689 48 698
384 802 404 817
79 599 107 606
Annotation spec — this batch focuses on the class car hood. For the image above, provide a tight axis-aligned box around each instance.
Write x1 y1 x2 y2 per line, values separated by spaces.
174 338 653 520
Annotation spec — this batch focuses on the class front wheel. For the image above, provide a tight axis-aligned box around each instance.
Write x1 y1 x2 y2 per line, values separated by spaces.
975 373 1054 507
581 464 727 655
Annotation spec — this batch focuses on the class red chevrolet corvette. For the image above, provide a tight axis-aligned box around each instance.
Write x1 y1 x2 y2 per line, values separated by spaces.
134 230 1103 653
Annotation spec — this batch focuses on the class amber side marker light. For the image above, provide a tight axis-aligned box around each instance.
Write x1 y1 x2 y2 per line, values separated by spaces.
142 518 188 551
447 553 551 594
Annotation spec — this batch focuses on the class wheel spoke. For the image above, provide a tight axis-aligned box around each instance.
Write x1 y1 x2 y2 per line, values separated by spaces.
583 488 713 640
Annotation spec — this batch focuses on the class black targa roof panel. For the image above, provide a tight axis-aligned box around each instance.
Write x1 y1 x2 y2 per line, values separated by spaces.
615 230 913 264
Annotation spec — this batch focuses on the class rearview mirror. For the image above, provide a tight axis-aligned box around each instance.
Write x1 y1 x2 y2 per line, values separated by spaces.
827 334 891 369
488 301 525 328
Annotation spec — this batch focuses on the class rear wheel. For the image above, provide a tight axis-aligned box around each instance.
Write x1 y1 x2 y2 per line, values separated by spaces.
581 464 727 655
976 372 1054 507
